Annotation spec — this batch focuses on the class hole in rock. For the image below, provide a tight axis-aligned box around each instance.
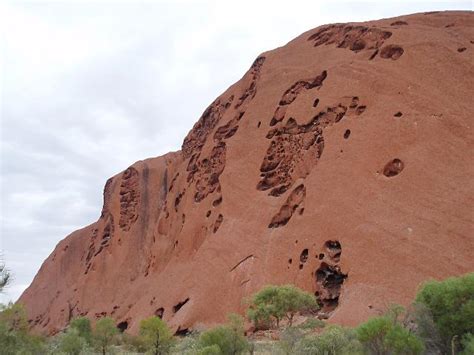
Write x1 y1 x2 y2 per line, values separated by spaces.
155 308 164 319
313 98 320 108
257 121 261 128
300 249 309 263
324 240 342 262
315 262 347 312
288 258 293 264
117 321 128 332
350 39 366 51
343 129 351 139
390 20 408 26
380 45 404 60
206 210 211 218
299 264 304 270
173 298 190 313
356 105 366 115
213 214 224 233
369 49 379 60
383 158 405 177
394 111 403 117
175 327 190 336
318 253 325 260
212 196 222 207
458 47 467 53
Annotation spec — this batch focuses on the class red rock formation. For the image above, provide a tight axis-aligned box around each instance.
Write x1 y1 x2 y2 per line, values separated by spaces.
19 11 474 335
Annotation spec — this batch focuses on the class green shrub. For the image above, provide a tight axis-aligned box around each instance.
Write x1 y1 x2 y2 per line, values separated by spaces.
279 326 304 354
415 272 474 351
172 331 200 354
0 303 46 355
198 314 248 355
93 316 118 355
356 316 423 355
139 316 174 354
197 344 221 355
56 328 88 355
461 333 474 355
297 317 325 331
69 316 92 344
247 285 317 329
296 325 362 355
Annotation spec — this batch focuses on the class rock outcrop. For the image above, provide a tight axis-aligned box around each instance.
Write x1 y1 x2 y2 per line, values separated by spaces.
19 11 474 335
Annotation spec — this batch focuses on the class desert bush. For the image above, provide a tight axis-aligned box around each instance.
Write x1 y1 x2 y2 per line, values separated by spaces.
93 316 118 355
247 285 317 329
55 328 88 355
415 272 474 352
461 333 474 355
172 331 200 354
278 326 304 354
139 316 174 354
297 317 325 331
197 314 249 355
0 303 46 354
296 325 362 355
356 316 424 355
69 316 92 344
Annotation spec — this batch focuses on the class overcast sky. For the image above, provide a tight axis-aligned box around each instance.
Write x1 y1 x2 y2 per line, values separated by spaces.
0 0 471 303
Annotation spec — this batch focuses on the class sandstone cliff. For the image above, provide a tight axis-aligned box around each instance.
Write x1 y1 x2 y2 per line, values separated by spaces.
19 11 474 335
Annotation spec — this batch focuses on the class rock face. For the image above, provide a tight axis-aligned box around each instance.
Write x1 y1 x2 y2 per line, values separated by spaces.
19 11 474 335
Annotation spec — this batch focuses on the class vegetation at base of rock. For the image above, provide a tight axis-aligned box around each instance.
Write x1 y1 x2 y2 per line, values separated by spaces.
196 314 249 355
0 303 46 355
247 284 318 329
0 272 472 354
69 316 92 344
294 325 362 354
415 272 474 353
94 316 119 354
356 316 424 354
54 328 89 355
139 316 175 354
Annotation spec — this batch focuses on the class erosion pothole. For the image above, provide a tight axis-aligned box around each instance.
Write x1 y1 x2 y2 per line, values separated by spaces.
383 158 405 177
300 249 309 263
117 321 128 333
315 262 347 313
173 298 190 313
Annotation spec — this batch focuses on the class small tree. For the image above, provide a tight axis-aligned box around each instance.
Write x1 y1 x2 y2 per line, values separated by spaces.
461 333 474 355
247 285 317 329
0 303 45 355
70 316 92 344
58 328 88 355
279 326 304 355
139 316 174 355
93 317 118 355
296 325 362 355
198 314 249 355
356 316 424 355
0 302 28 332
415 272 474 352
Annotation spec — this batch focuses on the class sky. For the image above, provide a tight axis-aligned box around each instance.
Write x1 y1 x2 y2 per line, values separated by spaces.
0 0 471 303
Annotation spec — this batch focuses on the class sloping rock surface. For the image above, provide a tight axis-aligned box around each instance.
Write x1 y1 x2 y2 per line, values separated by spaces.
19 11 474 334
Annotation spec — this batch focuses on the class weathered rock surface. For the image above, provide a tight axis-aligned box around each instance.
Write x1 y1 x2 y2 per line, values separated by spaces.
19 11 474 335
